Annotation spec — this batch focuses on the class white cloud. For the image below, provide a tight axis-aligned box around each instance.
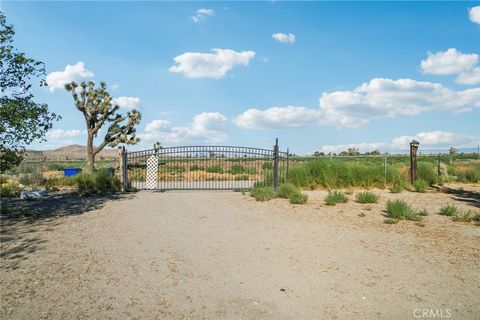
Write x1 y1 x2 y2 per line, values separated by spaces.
169 49 255 79
233 78 480 129
112 96 141 110
316 131 478 154
46 129 85 140
272 33 296 44
110 83 119 91
391 131 478 149
233 106 321 130
319 142 386 154
317 78 480 127
46 62 94 92
420 48 478 75
191 8 214 23
469 6 480 24
140 112 228 145
456 67 480 85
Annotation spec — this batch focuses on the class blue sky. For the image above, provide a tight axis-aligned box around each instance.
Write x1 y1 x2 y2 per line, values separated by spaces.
3 1 480 154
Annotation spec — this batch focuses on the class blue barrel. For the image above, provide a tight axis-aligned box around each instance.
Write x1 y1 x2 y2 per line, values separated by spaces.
64 168 82 177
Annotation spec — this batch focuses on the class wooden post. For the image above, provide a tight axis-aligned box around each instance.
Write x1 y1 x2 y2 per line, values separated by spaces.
410 140 419 184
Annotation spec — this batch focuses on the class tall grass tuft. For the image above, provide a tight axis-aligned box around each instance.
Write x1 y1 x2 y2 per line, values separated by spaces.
355 191 380 203
325 190 348 206
413 179 428 193
278 183 308 204
438 204 459 217
390 180 409 193
250 186 275 201
75 170 120 195
385 200 422 221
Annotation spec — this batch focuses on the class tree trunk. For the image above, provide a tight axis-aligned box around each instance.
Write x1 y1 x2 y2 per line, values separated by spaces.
86 132 95 173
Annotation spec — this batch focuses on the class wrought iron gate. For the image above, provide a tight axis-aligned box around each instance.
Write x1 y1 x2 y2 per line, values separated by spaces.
123 140 289 191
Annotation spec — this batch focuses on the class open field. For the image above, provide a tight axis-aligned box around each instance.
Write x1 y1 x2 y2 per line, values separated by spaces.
1 184 479 319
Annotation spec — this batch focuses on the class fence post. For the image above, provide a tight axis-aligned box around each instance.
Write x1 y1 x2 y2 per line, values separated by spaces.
410 140 419 183
273 138 279 192
286 148 290 183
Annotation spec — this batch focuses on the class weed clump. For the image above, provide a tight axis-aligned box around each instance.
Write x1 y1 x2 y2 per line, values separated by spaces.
413 179 428 193
438 204 459 217
75 170 120 195
250 186 275 201
206 165 223 174
325 190 348 206
277 183 308 204
385 200 422 221
355 191 380 204
390 180 409 193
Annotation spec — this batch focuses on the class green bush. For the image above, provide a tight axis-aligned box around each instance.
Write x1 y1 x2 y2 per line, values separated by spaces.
0 183 21 198
45 163 65 171
451 211 474 222
18 175 32 186
206 165 223 174
289 192 308 204
250 186 275 201
228 165 245 174
438 204 459 217
0 175 8 184
189 164 204 171
413 179 428 193
75 171 120 195
325 190 348 206
278 183 308 204
417 163 437 186
386 200 422 221
355 191 380 203
390 180 409 193
262 162 273 170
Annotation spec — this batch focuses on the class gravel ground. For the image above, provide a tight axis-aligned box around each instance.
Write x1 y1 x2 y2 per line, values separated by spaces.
1 185 479 319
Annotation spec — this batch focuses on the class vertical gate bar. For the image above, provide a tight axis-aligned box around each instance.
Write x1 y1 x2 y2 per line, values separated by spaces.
286 148 290 183
122 149 128 191
273 138 279 192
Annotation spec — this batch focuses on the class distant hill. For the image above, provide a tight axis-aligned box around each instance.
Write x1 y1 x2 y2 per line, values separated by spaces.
28 144 119 160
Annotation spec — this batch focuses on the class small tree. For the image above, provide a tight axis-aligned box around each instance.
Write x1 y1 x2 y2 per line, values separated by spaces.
65 81 141 172
347 147 360 156
0 12 59 171
449 146 457 156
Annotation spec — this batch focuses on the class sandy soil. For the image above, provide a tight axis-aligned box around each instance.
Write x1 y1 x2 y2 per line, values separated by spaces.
1 185 479 319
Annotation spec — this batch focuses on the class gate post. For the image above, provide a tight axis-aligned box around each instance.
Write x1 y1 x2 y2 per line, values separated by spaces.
273 138 279 192
119 146 128 191
286 148 290 183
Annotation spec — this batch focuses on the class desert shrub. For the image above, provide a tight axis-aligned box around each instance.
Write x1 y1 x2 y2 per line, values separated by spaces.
451 211 474 222
438 204 459 217
289 192 308 204
390 180 409 193
189 164 204 171
325 190 348 206
235 175 249 181
278 183 308 204
46 163 65 171
0 175 8 184
417 163 437 186
262 162 273 170
206 165 223 174
75 171 120 195
44 177 77 190
0 183 21 198
385 200 422 221
355 191 380 203
473 213 480 225
250 186 275 201
228 165 245 174
464 170 480 183
413 179 428 193
18 175 32 186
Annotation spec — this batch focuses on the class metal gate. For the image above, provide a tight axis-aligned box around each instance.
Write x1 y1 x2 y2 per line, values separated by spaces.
123 139 289 191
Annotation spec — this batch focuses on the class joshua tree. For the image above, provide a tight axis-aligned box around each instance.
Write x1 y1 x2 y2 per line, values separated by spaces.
449 146 457 156
65 81 141 172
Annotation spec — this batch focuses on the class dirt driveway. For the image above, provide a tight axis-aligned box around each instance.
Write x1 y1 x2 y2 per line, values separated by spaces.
1 187 479 319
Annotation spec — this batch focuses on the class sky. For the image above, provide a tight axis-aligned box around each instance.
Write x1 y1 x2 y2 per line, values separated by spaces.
2 1 480 155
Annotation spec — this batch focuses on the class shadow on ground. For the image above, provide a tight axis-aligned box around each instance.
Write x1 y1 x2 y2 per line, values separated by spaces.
432 186 480 208
0 192 135 270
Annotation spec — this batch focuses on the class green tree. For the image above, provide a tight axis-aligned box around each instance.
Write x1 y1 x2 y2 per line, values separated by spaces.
65 81 141 172
449 146 457 156
0 11 59 171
